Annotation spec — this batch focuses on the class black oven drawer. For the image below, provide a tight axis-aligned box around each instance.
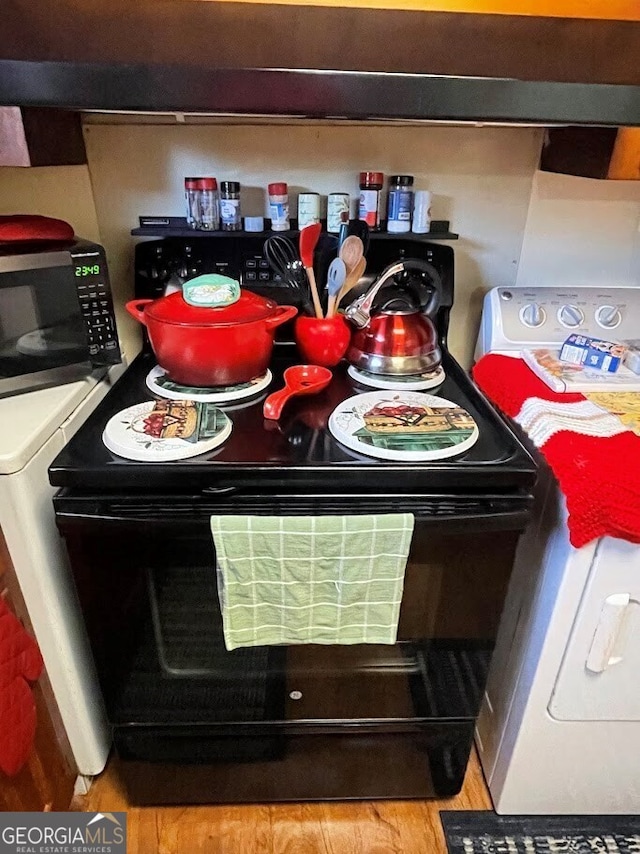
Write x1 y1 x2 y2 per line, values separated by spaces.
114 721 475 803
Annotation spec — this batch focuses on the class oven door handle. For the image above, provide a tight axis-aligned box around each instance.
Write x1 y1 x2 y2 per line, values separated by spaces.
201 486 238 495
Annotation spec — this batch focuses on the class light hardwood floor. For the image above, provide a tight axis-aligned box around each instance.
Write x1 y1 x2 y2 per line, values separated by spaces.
78 749 491 853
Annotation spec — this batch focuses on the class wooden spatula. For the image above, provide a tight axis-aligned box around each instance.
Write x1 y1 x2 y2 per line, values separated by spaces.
299 223 323 319
338 235 364 276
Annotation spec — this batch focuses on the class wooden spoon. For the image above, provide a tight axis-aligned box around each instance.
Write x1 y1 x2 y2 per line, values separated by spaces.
337 256 367 308
338 235 364 276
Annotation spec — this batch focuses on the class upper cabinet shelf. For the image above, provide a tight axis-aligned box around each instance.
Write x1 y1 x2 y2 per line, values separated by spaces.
130 218 459 241
0 107 86 167
1 2 640 125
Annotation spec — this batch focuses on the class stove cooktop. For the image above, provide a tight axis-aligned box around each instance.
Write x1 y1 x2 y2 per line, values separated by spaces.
49 349 536 493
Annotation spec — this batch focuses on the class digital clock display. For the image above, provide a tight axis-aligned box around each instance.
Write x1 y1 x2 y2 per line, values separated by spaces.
75 264 101 277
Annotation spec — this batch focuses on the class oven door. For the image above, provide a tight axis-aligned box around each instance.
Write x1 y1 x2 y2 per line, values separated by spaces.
55 491 529 801
0 251 92 396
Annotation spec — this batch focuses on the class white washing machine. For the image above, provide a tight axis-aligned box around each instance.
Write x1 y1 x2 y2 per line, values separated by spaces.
475 286 640 814
0 364 125 777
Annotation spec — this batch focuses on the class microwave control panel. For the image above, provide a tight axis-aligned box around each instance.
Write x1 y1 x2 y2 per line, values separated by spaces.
73 249 122 364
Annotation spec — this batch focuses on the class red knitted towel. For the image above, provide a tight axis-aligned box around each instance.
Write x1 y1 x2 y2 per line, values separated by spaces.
0 597 43 776
473 353 640 548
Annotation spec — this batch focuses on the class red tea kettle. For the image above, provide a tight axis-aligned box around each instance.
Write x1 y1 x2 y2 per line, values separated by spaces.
345 258 442 375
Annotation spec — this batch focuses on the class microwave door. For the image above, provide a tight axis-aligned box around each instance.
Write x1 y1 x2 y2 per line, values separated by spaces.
0 258 92 396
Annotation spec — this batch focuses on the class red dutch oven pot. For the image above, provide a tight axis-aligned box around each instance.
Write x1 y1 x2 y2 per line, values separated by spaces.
126 291 297 387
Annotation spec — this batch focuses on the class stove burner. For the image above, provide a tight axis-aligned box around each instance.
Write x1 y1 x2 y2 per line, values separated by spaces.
329 390 479 462
348 364 445 391
102 399 232 462
146 365 272 403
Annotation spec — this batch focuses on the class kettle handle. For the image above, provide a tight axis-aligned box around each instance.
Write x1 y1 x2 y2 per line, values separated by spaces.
345 258 442 329
404 258 442 319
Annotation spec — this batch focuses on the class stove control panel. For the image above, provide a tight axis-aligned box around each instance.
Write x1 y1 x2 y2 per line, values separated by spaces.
477 286 640 358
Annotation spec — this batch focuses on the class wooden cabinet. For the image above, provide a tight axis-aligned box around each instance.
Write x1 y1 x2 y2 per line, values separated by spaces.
209 0 640 17
608 128 640 179
2 2 640 122
541 126 640 180
0 530 76 811
0 107 86 167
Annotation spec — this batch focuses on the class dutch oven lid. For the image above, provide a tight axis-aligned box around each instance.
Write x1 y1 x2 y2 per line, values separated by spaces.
145 289 279 327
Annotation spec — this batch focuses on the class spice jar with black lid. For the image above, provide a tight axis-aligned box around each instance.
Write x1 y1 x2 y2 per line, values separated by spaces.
358 172 384 231
220 181 242 231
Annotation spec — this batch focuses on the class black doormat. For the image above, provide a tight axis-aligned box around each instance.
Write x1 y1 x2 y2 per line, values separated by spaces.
441 811 640 854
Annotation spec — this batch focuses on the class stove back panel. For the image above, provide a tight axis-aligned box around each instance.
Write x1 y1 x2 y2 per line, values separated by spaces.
134 235 454 346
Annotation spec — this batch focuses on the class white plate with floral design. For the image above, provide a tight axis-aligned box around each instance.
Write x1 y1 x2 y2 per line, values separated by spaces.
329 390 479 462
103 399 232 462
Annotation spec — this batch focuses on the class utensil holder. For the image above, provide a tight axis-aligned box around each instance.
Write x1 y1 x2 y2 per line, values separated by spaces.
294 315 351 368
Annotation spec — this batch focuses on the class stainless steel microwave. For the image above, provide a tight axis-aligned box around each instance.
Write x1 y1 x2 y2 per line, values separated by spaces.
0 239 121 397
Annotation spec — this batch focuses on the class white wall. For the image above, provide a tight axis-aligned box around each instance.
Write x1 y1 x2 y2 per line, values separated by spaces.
83 122 544 366
517 170 640 289
3 140 639 369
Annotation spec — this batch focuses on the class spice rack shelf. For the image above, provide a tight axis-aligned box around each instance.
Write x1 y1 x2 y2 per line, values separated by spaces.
131 217 459 241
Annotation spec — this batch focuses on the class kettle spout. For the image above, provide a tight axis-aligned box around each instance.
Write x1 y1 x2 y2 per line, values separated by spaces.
345 298 371 329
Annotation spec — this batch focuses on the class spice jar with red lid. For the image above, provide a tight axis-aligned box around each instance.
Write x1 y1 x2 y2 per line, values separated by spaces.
358 171 384 230
198 177 220 231
184 177 200 229
268 182 290 231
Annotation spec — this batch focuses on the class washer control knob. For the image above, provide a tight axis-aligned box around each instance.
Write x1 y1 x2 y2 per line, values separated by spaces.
520 303 546 328
558 304 584 328
595 304 622 329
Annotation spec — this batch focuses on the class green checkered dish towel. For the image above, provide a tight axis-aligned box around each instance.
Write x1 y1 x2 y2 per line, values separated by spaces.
211 514 415 651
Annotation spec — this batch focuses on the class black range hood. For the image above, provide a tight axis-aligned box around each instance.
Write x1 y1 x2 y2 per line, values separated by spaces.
2 0 640 125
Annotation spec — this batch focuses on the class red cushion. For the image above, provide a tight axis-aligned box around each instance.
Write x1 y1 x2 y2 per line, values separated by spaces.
0 597 44 776
0 215 74 243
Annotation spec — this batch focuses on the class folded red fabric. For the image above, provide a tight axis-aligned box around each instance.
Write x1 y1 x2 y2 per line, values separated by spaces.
0 597 43 776
0 215 74 243
473 353 640 548
473 353 584 415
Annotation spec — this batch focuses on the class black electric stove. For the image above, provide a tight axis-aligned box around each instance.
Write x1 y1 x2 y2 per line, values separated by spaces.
49 236 537 806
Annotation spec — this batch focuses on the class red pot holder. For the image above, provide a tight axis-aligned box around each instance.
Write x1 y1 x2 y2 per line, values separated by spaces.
0 596 43 776
0 215 74 243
